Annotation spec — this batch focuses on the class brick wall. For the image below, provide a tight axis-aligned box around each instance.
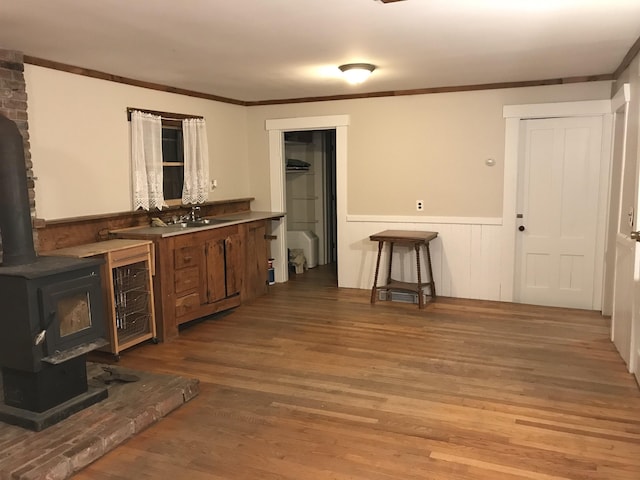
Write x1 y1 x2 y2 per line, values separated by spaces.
0 49 35 260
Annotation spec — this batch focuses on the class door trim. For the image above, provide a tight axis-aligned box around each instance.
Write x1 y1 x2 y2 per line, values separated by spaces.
501 100 613 306
266 115 349 284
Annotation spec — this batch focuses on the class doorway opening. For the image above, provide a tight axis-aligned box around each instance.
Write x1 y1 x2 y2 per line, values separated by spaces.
284 130 337 285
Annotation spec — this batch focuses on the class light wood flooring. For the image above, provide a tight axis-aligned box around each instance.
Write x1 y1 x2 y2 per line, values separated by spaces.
75 265 640 480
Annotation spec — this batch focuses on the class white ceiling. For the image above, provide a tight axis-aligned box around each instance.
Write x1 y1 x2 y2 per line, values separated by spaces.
1 0 639 103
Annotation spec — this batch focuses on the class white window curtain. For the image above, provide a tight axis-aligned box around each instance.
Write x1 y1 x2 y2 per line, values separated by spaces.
182 118 210 204
130 110 167 210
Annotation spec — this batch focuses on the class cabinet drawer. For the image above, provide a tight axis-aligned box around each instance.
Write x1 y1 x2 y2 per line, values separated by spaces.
175 292 200 318
174 266 199 294
110 244 150 265
174 245 199 269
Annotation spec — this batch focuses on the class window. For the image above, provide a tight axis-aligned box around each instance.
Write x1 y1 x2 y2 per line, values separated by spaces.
128 108 206 208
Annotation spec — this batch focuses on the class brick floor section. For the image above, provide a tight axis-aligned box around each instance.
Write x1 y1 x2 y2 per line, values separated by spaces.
0 363 199 480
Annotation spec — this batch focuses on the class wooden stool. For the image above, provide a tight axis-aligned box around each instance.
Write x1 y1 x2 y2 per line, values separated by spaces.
369 230 438 309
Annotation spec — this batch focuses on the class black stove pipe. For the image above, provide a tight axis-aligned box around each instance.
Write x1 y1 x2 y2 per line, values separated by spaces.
0 114 36 266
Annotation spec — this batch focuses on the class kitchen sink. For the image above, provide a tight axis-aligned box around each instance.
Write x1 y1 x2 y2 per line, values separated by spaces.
169 218 232 228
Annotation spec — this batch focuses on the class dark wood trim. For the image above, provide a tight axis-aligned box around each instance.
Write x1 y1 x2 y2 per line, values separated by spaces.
126 107 204 122
613 34 640 79
37 198 254 227
246 74 613 105
36 198 254 252
24 54 616 107
23 55 247 106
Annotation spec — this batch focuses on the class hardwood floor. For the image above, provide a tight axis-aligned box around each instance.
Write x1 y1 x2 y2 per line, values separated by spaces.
74 265 640 479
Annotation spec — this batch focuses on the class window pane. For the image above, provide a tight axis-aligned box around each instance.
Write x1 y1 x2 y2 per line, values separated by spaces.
162 126 184 201
164 165 183 200
162 128 184 164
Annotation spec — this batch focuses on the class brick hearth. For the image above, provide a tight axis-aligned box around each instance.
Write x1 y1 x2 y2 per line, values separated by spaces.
0 363 199 480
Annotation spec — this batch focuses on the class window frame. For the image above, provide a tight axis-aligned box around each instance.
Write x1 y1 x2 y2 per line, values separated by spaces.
127 107 204 206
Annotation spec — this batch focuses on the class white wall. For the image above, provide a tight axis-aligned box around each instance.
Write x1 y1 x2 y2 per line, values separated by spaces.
285 141 318 230
25 65 250 220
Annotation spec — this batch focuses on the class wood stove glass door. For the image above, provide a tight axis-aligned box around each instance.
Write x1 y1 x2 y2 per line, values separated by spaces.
38 272 104 357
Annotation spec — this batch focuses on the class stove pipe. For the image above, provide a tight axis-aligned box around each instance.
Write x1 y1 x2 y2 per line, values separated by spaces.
0 114 36 266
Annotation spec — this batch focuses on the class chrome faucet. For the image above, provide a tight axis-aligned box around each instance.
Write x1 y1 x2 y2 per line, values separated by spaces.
189 206 201 221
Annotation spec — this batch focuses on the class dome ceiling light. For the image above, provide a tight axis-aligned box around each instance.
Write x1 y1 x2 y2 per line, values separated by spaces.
338 63 376 85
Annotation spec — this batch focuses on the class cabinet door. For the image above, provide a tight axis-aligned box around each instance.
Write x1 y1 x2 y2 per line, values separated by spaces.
242 221 268 300
205 238 226 303
225 233 242 297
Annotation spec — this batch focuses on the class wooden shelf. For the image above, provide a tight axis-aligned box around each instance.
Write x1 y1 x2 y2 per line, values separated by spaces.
377 280 433 295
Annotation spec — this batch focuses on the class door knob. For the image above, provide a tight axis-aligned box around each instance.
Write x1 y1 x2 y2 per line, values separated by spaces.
631 231 640 241
518 225 526 232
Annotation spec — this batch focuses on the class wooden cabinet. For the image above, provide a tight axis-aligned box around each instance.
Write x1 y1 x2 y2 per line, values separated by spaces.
46 239 157 358
150 225 242 341
114 217 278 342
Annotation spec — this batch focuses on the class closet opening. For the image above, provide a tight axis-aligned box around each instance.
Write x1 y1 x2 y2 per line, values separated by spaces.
284 129 337 284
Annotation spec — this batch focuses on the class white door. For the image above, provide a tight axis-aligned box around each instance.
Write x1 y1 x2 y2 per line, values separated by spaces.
611 96 633 369
515 116 603 309
611 84 638 376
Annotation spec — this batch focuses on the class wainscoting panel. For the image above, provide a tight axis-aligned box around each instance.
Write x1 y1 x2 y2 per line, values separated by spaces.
341 219 503 301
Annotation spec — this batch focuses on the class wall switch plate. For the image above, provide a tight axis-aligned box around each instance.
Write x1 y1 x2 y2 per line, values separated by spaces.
416 200 424 211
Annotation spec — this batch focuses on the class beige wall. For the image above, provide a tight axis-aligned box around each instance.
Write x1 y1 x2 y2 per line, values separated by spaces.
25 65 250 220
25 63 613 222
246 81 612 217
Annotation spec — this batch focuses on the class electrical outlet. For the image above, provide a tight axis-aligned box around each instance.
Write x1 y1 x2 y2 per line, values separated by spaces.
210 179 218 191
416 200 424 211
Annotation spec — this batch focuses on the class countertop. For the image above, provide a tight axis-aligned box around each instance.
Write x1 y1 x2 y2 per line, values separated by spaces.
44 239 153 257
110 211 285 238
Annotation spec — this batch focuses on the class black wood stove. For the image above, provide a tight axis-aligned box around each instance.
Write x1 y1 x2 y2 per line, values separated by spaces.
0 114 108 431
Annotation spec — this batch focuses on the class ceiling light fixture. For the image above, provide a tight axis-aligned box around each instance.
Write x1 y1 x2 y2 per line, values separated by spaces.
338 63 376 85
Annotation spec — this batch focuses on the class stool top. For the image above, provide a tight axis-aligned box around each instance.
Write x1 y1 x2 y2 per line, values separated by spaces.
369 230 438 244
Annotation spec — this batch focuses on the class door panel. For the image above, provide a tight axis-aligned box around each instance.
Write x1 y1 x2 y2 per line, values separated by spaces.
516 116 603 309
614 236 633 367
225 233 242 297
206 239 226 303
610 87 636 373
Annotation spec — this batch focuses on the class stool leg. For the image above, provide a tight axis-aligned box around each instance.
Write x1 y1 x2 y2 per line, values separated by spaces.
425 243 436 298
371 241 384 304
386 242 394 285
415 244 423 309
